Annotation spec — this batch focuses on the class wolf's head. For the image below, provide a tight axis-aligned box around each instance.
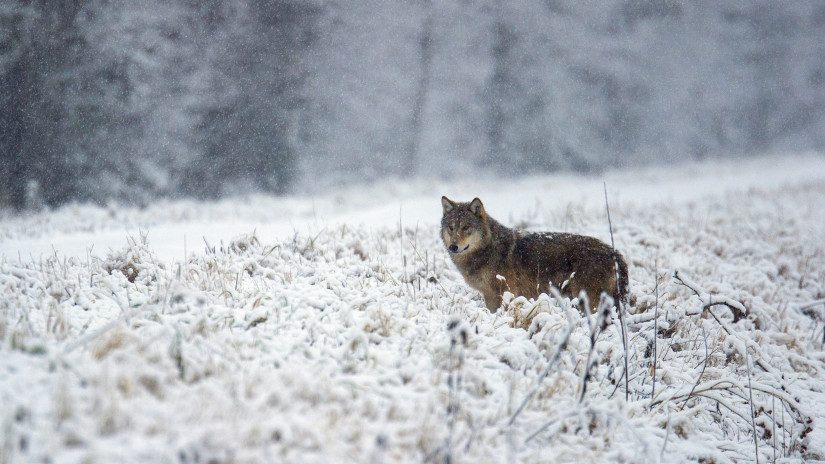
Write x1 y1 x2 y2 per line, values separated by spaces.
441 196 488 255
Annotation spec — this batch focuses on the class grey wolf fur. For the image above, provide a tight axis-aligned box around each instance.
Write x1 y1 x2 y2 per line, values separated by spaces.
441 196 629 312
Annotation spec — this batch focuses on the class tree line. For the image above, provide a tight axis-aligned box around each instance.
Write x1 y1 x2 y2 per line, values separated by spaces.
1 0 822 209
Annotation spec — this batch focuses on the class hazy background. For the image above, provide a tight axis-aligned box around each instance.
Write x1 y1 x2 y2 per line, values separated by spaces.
2 0 824 209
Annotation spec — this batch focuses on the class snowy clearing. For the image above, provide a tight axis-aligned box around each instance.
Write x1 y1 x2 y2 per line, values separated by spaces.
1 154 825 463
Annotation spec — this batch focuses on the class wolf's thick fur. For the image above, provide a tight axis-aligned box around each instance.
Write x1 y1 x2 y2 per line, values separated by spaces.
441 196 629 312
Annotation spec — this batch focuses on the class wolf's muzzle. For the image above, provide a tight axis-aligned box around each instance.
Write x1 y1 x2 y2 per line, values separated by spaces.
449 244 469 254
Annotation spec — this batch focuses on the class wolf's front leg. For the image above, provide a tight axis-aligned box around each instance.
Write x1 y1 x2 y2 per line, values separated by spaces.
483 292 502 312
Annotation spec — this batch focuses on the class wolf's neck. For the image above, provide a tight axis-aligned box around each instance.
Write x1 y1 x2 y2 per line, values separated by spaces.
487 217 513 238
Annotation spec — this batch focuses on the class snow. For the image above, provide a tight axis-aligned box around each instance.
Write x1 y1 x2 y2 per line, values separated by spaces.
1 153 825 463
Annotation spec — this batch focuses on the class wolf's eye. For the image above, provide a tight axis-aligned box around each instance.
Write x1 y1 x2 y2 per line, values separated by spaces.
461 225 470 233
448 226 454 233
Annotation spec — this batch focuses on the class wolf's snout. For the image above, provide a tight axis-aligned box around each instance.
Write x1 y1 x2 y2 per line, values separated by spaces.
448 244 459 253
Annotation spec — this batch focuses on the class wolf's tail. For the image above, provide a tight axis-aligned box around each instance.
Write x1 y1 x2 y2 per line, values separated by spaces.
613 252 630 307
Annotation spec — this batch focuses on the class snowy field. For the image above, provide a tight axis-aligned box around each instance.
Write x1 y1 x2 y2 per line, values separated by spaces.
1 154 825 463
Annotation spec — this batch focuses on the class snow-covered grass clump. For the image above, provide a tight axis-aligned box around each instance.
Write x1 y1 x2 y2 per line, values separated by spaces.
2 162 825 463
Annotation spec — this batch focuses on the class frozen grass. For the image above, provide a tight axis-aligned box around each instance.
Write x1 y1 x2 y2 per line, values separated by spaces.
1 167 825 463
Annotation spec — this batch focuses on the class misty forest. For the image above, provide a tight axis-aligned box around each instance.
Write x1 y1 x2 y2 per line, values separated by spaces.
1 0 824 209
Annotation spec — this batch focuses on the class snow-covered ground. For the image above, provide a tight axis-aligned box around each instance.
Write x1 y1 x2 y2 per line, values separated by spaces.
1 154 824 463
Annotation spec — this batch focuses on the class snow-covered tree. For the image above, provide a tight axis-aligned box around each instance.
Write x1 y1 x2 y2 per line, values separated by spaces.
181 0 315 199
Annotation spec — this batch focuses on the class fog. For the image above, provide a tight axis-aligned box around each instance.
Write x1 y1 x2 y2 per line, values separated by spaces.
2 0 823 209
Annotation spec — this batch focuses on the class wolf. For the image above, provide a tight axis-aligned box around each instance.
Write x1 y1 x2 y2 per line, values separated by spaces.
441 196 629 312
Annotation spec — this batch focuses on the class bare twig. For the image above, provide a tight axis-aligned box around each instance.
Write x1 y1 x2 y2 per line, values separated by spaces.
673 271 777 376
652 255 659 401
604 182 629 402
579 295 611 403
746 347 759 464
444 317 469 463
798 298 825 311
673 270 748 322
680 326 709 411
524 405 598 445
772 393 777 463
649 373 806 445
524 415 563 444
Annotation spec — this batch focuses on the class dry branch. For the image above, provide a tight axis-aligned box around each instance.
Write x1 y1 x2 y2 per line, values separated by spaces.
679 326 709 411
604 183 629 402
673 270 748 323
579 295 612 403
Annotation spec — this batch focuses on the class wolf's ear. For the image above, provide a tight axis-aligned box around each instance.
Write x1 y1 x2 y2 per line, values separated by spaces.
469 198 484 216
441 196 456 214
